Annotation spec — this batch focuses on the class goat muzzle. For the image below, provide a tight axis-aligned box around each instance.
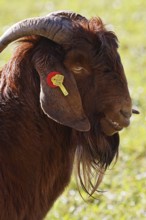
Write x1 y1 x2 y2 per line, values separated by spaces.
100 106 139 136
100 104 133 136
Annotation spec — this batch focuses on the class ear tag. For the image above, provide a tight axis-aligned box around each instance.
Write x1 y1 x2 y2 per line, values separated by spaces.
47 72 69 96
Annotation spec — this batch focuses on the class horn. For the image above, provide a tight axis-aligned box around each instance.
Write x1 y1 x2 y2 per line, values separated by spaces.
0 11 88 53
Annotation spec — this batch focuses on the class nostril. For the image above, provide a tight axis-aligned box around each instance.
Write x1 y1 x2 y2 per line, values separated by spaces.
120 109 132 118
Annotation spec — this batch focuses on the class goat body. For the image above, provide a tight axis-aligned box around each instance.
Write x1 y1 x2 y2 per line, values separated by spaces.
0 15 132 220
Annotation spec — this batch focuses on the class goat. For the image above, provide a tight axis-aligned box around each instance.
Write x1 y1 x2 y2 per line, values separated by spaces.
0 11 138 220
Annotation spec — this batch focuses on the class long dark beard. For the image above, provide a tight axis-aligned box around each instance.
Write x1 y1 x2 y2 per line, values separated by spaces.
75 121 119 196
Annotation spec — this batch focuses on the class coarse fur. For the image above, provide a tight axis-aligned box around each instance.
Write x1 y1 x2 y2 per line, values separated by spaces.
0 17 131 220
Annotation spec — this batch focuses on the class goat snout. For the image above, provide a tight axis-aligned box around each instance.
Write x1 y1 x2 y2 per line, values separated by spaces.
100 101 132 136
119 99 132 127
120 109 132 119
119 108 132 127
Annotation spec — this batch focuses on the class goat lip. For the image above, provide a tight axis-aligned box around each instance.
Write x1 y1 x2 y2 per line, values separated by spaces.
106 118 123 131
100 118 123 136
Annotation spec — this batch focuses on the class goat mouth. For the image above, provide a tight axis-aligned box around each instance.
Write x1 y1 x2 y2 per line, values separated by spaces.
106 118 123 131
100 117 124 136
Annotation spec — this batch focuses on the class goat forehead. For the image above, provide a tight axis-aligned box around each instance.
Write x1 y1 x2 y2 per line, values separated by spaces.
91 50 127 84
91 45 120 68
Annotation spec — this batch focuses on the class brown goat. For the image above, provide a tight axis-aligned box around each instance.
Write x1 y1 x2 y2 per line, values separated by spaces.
0 11 136 220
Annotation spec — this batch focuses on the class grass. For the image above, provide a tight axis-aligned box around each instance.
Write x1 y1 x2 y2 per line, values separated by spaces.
0 0 146 219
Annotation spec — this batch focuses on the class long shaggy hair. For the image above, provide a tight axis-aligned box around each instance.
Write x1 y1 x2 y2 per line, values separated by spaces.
75 123 119 196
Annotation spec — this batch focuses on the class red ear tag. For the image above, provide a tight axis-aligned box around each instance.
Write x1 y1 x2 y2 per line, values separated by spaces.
46 72 60 88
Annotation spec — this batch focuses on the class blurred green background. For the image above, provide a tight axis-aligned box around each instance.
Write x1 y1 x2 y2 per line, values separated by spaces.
0 0 146 219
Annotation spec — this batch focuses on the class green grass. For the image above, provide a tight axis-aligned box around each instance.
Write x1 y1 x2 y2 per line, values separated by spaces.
0 0 146 219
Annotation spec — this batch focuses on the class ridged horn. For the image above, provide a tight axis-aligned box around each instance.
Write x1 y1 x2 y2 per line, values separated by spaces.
0 11 88 53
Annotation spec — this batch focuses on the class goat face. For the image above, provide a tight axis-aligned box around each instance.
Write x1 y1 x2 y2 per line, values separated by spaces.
64 30 132 137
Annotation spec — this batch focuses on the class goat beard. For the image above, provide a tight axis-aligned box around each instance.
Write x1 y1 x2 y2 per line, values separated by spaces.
75 121 119 197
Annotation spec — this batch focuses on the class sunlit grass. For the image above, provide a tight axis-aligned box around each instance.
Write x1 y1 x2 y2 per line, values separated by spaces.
0 0 146 219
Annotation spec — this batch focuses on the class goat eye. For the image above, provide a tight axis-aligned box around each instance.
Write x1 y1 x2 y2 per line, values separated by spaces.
72 66 84 73
72 66 89 75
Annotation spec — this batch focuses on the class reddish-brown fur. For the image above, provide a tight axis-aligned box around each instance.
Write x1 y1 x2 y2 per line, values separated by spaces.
0 18 131 220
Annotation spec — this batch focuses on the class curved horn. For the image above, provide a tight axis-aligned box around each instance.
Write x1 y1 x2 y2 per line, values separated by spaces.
0 11 87 53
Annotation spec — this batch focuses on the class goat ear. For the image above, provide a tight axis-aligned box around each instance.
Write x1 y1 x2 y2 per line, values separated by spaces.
38 70 90 131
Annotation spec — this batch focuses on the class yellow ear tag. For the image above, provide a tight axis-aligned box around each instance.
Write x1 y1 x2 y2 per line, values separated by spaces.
51 74 69 96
